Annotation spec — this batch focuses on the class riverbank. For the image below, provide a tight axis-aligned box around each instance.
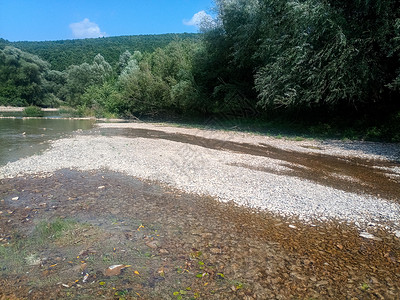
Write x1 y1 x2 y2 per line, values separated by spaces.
1 122 399 230
0 122 399 299
0 106 59 112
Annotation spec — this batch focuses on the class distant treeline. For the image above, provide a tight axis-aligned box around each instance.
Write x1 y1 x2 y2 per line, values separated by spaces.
3 33 200 71
1 0 400 141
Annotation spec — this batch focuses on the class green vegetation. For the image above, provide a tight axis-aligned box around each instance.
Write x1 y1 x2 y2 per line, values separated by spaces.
1 1 399 141
0 218 77 273
23 106 44 117
9 33 200 71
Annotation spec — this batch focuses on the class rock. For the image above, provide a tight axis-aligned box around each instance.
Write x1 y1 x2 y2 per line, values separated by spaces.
316 280 329 287
201 233 213 238
25 254 41 266
80 263 88 271
210 247 222 254
11 197 19 201
98 186 105 190
289 225 296 229
146 240 159 249
159 248 169 254
394 230 400 238
79 249 97 257
359 232 382 241
104 264 127 276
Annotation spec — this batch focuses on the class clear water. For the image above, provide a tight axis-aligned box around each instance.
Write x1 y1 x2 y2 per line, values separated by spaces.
0 118 95 166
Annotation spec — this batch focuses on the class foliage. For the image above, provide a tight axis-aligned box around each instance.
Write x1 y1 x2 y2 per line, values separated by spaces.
81 81 126 117
11 33 200 71
0 46 53 106
62 54 113 106
119 40 200 115
23 106 44 117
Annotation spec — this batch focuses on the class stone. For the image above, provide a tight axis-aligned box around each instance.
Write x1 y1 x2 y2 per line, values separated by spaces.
316 280 329 287
146 240 159 249
104 264 126 276
210 247 222 254
159 248 169 254
359 232 382 241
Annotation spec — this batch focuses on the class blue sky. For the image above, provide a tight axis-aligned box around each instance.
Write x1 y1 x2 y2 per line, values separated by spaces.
0 0 215 42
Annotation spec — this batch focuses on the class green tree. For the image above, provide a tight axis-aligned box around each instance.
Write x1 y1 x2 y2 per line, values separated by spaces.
119 40 200 114
62 54 113 106
0 46 52 106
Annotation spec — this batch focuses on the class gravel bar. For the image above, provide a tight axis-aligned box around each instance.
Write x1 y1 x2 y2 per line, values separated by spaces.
1 122 399 231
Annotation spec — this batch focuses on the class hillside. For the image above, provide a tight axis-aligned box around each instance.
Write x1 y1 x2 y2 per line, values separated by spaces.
7 33 200 71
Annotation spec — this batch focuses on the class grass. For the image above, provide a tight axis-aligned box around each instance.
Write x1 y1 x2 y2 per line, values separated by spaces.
0 218 81 274
33 218 77 242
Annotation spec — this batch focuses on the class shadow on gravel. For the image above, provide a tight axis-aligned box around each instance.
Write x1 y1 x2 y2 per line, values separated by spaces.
92 128 400 202
0 169 399 299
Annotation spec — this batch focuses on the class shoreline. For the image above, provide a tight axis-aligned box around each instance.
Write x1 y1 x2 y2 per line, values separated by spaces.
0 106 59 112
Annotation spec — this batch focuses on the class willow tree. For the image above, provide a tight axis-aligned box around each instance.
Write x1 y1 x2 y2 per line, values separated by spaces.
201 0 400 116
0 46 51 106
62 54 113 106
255 0 400 111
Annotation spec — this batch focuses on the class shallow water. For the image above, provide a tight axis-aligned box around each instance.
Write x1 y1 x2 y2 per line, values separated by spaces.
0 118 95 166
1 169 399 299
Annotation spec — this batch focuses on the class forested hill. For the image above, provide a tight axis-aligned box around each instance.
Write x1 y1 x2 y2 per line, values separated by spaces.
7 33 200 71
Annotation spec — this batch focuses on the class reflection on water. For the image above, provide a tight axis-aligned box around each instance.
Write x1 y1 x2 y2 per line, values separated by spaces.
0 118 95 166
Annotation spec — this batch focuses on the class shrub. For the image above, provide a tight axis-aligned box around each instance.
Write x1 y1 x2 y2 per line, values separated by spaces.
23 106 44 117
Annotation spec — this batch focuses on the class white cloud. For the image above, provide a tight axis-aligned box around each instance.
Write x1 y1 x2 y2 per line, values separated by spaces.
69 18 106 39
183 11 215 28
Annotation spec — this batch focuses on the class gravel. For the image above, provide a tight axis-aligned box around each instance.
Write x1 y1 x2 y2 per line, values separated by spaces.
1 122 399 231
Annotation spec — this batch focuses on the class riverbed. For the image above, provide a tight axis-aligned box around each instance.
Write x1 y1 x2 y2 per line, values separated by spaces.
0 120 399 299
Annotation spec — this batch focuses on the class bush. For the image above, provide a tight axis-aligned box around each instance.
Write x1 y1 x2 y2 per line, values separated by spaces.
23 106 44 117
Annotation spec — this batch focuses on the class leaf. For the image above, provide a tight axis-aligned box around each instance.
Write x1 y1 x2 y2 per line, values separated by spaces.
196 273 203 278
173 291 180 296
99 281 105 286
198 261 204 265
217 272 225 278
361 283 370 291
179 290 187 295
134 270 140 275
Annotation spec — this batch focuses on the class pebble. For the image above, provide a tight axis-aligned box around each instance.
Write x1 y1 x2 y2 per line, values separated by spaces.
1 123 399 231
104 264 126 276
359 232 382 241
145 240 159 249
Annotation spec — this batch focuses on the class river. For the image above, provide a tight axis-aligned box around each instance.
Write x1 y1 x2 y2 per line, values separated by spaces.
0 117 95 166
